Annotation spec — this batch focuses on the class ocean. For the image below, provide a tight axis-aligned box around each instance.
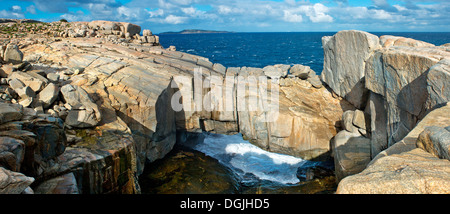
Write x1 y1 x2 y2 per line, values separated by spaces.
159 32 450 75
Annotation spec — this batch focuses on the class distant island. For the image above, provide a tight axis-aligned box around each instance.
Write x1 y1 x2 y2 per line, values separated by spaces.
159 29 234 35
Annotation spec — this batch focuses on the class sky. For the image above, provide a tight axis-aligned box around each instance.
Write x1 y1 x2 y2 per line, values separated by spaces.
0 0 449 33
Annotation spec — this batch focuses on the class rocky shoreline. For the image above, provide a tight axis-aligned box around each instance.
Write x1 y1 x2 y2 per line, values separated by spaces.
0 19 448 194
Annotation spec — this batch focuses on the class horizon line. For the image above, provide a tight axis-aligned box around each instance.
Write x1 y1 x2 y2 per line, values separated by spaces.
155 31 450 34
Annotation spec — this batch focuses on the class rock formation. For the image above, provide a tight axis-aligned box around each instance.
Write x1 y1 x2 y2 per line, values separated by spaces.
321 30 380 109
336 104 450 193
0 19 355 194
0 19 449 194
321 31 450 193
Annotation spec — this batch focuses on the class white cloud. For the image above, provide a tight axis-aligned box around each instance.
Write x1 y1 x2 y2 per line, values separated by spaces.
181 7 196 15
284 3 333 23
117 6 137 18
148 8 164 17
26 5 37 14
285 0 296 6
305 3 334 23
13 0 448 32
283 10 303 23
163 14 188 24
12 5 22 11
218 5 232 14
371 9 392 20
0 10 24 19
0 5 24 19
393 5 407 12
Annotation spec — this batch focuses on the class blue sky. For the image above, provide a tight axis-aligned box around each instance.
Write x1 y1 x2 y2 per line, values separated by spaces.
0 0 449 33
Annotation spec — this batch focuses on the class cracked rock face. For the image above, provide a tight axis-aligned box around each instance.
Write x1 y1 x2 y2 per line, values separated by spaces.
365 43 450 149
321 30 380 109
61 84 101 128
337 104 450 194
0 167 34 194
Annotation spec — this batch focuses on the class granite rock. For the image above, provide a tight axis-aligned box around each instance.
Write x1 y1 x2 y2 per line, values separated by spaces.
3 43 23 64
61 84 101 128
0 167 34 194
0 137 25 171
416 126 450 161
37 83 59 109
337 104 450 194
321 30 380 109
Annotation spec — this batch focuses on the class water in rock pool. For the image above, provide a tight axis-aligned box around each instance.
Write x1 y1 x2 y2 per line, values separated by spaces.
139 132 336 194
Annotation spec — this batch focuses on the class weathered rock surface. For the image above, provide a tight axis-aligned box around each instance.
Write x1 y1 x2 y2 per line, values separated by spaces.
170 63 347 160
321 30 380 108
425 58 450 110
337 148 450 194
337 104 450 194
332 130 371 182
33 172 79 194
37 83 59 108
8 71 47 93
0 167 34 194
61 84 101 128
380 35 435 48
0 103 23 124
289 64 314 79
3 43 23 64
320 30 450 193
416 126 450 161
365 39 450 155
263 65 288 79
0 137 25 171
236 74 353 160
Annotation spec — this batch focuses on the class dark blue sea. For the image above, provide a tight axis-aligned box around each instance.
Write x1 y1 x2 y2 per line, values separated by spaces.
158 32 450 75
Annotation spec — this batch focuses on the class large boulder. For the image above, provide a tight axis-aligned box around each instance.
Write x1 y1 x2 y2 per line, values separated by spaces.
0 137 25 172
33 172 79 194
8 71 48 93
332 130 371 182
425 58 450 110
37 83 59 109
0 167 34 194
289 64 314 79
3 43 23 64
88 20 120 31
336 103 450 194
55 126 139 194
263 65 289 79
120 22 141 37
321 30 380 109
416 126 450 161
61 84 101 128
0 103 23 124
380 35 435 48
0 115 66 178
337 148 450 194
365 43 450 153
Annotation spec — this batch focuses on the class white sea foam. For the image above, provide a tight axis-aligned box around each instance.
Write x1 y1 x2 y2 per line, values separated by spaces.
193 133 305 184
